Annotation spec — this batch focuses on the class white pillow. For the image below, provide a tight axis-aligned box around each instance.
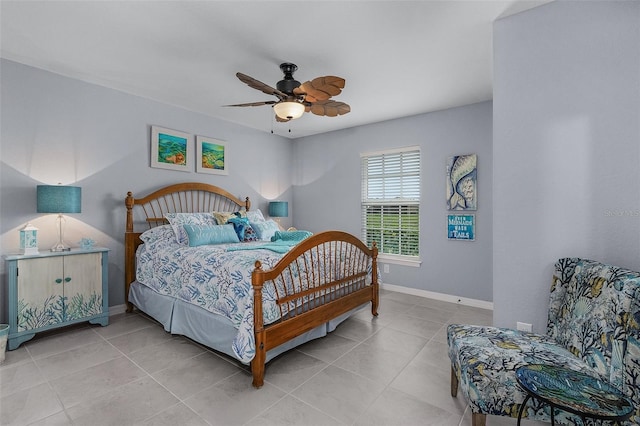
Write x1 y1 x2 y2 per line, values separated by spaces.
246 209 266 223
165 213 217 245
139 224 175 244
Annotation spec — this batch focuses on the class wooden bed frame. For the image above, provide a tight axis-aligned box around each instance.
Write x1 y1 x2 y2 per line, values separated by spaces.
125 182 379 387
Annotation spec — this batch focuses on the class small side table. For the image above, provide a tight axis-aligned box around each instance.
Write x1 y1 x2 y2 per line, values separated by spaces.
4 248 109 350
515 364 634 426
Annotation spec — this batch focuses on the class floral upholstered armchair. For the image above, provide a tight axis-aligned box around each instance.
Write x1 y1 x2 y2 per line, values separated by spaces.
448 258 640 426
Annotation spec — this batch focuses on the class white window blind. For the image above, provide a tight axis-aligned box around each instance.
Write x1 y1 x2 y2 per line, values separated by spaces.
361 147 420 258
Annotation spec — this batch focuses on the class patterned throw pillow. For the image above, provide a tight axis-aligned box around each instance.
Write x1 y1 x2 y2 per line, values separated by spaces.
165 213 217 245
182 224 240 246
243 223 258 242
228 217 258 242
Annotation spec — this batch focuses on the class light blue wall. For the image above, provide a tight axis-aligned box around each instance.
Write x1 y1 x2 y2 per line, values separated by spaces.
0 57 495 315
292 102 494 302
493 1 640 332
0 59 293 311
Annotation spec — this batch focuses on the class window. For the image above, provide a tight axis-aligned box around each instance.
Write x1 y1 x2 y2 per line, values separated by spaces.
361 147 420 264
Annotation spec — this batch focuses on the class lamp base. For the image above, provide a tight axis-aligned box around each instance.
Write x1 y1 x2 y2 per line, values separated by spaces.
273 217 284 231
50 242 71 252
51 214 71 251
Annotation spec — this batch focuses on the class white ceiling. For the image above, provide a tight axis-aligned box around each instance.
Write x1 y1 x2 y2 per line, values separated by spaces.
1 0 551 139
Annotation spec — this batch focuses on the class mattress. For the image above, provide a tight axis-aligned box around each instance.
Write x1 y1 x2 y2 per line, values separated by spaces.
135 237 290 362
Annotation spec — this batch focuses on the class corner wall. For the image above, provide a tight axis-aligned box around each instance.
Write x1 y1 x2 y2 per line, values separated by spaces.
292 102 494 303
493 1 640 331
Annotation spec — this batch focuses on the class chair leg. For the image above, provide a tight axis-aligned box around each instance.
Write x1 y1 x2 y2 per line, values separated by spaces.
472 413 487 426
450 366 459 397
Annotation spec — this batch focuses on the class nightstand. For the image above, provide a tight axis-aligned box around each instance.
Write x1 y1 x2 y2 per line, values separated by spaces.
4 248 109 350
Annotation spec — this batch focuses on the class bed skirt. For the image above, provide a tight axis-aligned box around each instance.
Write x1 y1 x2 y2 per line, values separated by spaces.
128 281 364 364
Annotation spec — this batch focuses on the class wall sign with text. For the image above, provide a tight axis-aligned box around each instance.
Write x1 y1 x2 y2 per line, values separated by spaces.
447 214 475 241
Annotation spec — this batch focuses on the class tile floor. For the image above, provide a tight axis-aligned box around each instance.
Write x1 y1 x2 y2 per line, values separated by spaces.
0 290 549 425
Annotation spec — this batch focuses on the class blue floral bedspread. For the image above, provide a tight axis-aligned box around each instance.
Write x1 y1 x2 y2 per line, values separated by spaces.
136 239 287 363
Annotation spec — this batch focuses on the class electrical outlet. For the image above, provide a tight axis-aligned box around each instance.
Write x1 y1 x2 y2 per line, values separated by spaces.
517 322 532 332
383 264 389 273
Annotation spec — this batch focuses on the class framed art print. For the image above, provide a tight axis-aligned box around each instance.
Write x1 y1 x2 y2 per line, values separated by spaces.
196 135 228 175
150 126 192 172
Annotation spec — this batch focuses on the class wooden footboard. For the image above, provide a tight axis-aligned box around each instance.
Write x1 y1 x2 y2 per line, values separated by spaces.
251 231 378 387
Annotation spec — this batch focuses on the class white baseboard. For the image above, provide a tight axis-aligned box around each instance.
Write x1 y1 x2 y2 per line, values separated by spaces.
380 282 493 310
108 304 127 316
109 286 494 317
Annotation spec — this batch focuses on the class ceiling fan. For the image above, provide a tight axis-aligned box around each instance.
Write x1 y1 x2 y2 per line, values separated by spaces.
225 63 350 122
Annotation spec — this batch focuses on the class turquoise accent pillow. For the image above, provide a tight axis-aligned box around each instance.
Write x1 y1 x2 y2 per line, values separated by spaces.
251 219 280 241
183 224 240 247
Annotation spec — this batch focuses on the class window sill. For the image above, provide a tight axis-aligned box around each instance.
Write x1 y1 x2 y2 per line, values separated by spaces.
377 254 421 268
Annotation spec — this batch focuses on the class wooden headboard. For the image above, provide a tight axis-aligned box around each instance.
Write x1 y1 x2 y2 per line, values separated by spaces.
124 182 250 311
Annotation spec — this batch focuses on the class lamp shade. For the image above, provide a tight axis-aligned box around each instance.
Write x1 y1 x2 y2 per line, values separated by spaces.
268 201 288 218
273 101 305 120
37 185 82 213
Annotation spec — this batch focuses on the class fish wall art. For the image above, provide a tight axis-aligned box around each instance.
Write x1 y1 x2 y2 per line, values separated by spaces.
447 154 477 210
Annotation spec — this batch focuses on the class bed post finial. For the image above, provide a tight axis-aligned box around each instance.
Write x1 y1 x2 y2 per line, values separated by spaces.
124 190 137 313
245 196 251 211
126 191 134 233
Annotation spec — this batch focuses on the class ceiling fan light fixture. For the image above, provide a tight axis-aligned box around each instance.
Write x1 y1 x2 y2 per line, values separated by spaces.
229 63 350 121
273 101 305 120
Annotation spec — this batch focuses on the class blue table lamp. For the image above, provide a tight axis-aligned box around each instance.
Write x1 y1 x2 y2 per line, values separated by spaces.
268 201 288 218
269 201 289 229
37 184 81 252
268 201 288 228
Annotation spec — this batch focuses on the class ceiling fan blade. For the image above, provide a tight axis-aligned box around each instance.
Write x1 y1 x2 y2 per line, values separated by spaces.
308 100 351 117
224 101 276 107
236 72 288 100
294 76 345 103
275 114 291 123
